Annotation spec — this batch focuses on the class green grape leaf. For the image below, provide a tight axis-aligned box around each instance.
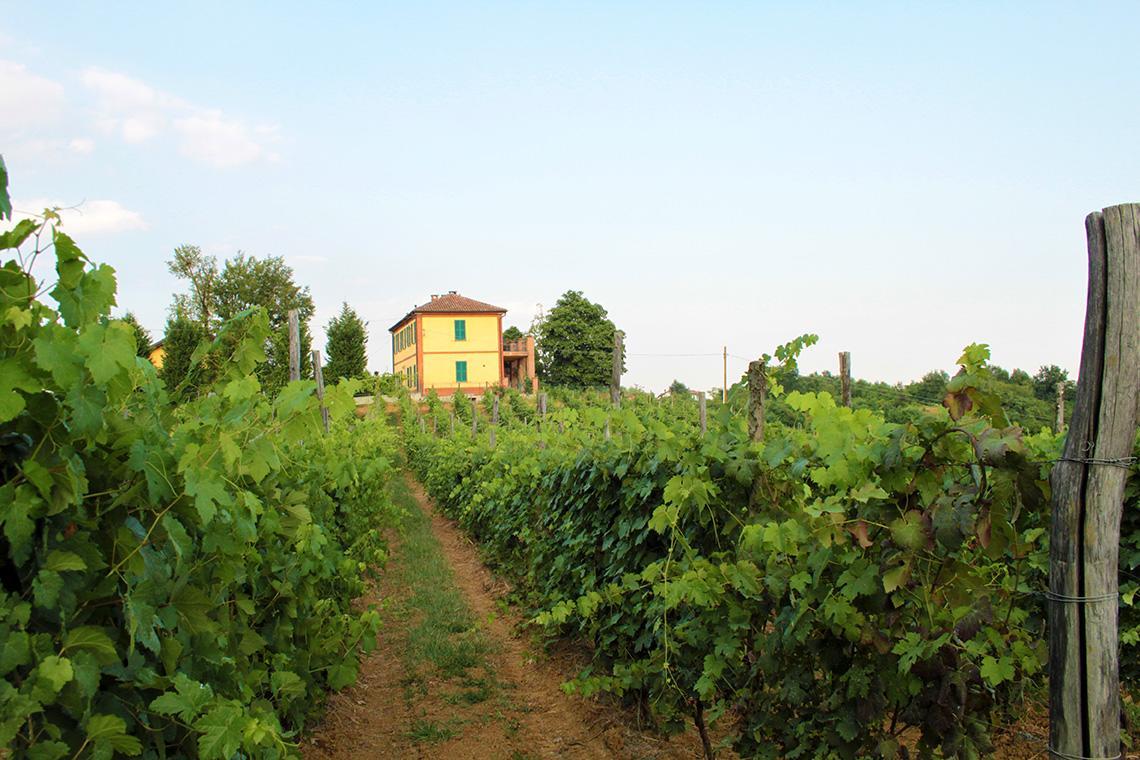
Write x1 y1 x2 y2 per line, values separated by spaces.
36 655 74 692
195 703 245 760
44 550 87 573
889 511 928 551
980 655 1015 686
86 714 142 756
150 673 214 722
64 626 119 665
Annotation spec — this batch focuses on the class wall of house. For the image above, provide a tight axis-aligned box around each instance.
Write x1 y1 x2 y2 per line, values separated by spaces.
420 313 501 393
391 319 419 390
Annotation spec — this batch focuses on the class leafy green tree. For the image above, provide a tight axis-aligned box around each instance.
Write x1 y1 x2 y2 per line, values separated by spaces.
324 303 369 383
158 316 208 396
1032 364 1071 400
503 325 525 342
167 244 219 328
905 370 949 402
119 312 153 358
534 290 623 388
668 379 690 396
167 249 314 396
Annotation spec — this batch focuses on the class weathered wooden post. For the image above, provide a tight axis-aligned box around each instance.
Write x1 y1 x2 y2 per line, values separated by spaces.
311 350 329 433
490 395 499 447
611 331 623 408
1049 204 1140 760
471 406 478 434
1055 381 1065 433
604 418 611 440
288 309 301 383
432 416 437 435
450 411 455 435
419 416 425 434
747 359 766 443
838 351 851 408
698 390 707 436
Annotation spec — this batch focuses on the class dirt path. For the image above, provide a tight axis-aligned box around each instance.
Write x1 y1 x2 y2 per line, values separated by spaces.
304 474 707 760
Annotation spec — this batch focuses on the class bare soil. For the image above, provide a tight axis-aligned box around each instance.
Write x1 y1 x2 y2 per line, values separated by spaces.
303 475 708 760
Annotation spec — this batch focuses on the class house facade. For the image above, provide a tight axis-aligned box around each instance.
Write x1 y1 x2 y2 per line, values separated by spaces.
389 291 537 396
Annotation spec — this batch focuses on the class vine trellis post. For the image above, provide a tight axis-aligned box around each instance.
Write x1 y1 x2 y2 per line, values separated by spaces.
287 309 300 383
611 331 623 408
838 351 851 408
1048 204 1140 759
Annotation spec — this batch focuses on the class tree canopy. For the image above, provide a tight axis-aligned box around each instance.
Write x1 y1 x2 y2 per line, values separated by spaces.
119 312 153 358
534 290 623 388
324 303 369 383
165 247 314 396
502 325 525 342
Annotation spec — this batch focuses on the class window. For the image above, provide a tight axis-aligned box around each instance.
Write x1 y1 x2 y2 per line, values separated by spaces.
455 360 467 383
454 319 466 341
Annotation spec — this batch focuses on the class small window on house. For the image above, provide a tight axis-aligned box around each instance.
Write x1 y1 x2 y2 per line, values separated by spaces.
454 319 466 341
455 360 467 383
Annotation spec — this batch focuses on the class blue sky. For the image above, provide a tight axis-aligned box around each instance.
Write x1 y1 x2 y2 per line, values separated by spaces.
3 3 1138 391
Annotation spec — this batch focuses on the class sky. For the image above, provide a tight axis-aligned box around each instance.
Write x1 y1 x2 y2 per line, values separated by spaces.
2 2 1138 392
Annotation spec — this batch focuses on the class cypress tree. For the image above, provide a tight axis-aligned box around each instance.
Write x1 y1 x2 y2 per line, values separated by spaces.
324 302 369 383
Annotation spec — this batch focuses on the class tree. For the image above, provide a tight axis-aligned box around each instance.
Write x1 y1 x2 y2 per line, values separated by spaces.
534 290 623 388
906 370 949 402
119 312 153 358
167 245 218 328
158 316 208 396
325 303 369 383
167 249 314 396
1032 364 1071 400
668 379 690 396
503 325 525 343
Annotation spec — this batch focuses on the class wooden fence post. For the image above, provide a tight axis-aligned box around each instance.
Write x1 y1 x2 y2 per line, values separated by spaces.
611 331 623 408
1055 381 1065 433
491 395 499 447
698 391 707 436
432 416 437 435
1049 204 1140 760
747 359 766 442
311 350 329 433
839 351 851 408
472 406 478 435
450 411 455 435
288 309 301 383
419 416 425 434
604 418 611 440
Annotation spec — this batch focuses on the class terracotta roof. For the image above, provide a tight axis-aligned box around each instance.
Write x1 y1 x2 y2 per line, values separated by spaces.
389 291 506 331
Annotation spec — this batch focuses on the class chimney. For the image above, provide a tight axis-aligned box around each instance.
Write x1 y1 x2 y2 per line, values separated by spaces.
448 290 457 295
430 294 439 299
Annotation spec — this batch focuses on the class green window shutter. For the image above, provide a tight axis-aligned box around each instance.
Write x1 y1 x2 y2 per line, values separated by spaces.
454 319 466 341
456 361 467 383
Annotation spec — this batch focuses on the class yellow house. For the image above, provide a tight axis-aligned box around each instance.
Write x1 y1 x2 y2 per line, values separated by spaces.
147 340 166 370
389 291 536 396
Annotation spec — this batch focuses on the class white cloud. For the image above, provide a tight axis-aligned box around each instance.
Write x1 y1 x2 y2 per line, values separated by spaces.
13 198 147 236
82 66 279 167
68 137 95 154
0 60 66 131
